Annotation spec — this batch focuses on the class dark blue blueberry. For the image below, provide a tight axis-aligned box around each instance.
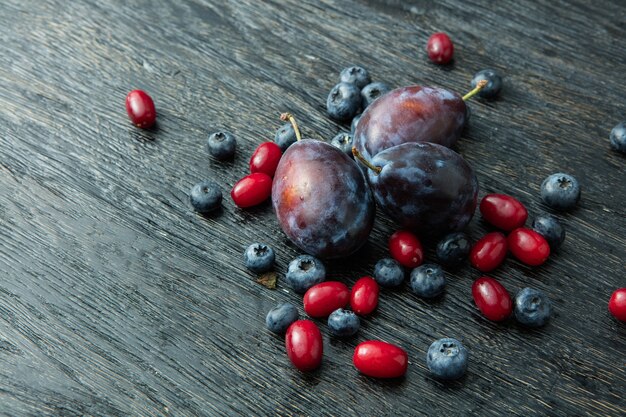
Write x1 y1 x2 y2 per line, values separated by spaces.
286 255 326 293
540 173 581 210
265 303 299 334
531 214 565 251
436 232 471 266
514 288 552 327
339 66 371 89
471 69 502 99
361 82 390 108
243 243 275 273
189 181 222 213
330 132 353 157
351 114 362 134
609 121 626 153
426 338 468 380
327 308 360 337
373 258 404 288
207 131 236 160
327 82 361 122
409 264 446 298
274 122 297 152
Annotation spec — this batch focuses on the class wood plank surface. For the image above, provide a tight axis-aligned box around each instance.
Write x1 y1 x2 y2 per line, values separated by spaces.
0 0 625 415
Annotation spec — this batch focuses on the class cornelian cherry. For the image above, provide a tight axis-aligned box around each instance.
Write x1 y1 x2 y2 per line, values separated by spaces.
350 276 379 316
480 194 528 231
426 32 454 64
125 89 156 128
507 228 550 266
303 281 350 318
285 320 323 371
472 276 512 322
249 142 282 177
353 340 408 378
608 288 626 322
470 232 507 272
389 230 423 268
231 172 272 208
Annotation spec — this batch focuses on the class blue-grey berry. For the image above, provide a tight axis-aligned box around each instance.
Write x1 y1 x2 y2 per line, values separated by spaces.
609 122 626 153
330 132 353 157
540 173 580 210
426 338 468 380
531 214 565 251
286 255 326 293
266 303 299 334
327 309 360 337
374 258 404 288
514 288 552 327
361 82 390 108
207 131 236 160
244 243 275 273
327 82 361 122
436 232 471 266
339 66 371 89
471 69 502 99
189 181 222 213
410 264 446 298
274 122 297 152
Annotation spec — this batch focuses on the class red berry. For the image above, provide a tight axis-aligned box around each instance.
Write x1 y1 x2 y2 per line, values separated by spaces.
426 32 454 64
350 276 379 316
472 276 512 322
389 230 423 268
303 281 350 318
507 228 550 266
231 173 272 208
608 288 626 322
249 142 283 177
480 194 528 231
470 232 508 272
285 320 323 372
353 340 408 378
125 90 156 129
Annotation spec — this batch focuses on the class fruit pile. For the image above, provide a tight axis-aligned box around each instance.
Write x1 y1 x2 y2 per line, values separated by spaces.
124 32 625 381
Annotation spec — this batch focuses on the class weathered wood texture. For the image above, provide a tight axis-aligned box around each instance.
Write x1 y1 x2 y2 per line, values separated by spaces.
1 0 625 415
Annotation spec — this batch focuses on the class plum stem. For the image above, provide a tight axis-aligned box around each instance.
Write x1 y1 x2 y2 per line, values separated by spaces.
462 79 488 101
352 147 382 174
280 112 302 141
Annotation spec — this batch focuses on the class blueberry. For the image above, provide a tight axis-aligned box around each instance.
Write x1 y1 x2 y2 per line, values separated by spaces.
243 243 275 273
339 66 371 89
471 69 502 99
207 131 236 160
330 132 353 157
327 82 361 122
265 303 299 334
373 258 405 288
426 338 468 380
286 255 326 293
409 264 446 298
540 173 581 210
436 232 471 266
351 114 362 134
274 122 297 152
361 82 390 108
609 121 626 153
189 181 222 213
327 308 360 337
514 288 552 327
531 214 565 250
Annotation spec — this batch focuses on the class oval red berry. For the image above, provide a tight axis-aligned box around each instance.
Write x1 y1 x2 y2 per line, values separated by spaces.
608 288 626 322
303 281 350 318
389 230 423 268
470 232 508 272
250 142 282 177
480 194 528 231
353 340 408 378
285 320 323 372
472 276 512 322
231 172 272 208
507 228 550 266
350 276 379 316
426 32 454 64
125 90 156 129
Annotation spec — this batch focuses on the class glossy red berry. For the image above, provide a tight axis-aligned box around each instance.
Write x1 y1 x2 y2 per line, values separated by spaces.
249 142 283 177
303 281 350 318
426 32 454 64
389 230 423 268
353 340 408 379
125 90 156 129
507 228 550 266
231 173 272 208
470 232 507 272
285 320 323 372
480 194 528 231
472 276 512 322
350 276 379 316
608 288 626 322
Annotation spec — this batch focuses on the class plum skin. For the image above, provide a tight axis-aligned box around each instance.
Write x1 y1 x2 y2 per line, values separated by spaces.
272 140 375 259
353 85 466 164
367 142 478 237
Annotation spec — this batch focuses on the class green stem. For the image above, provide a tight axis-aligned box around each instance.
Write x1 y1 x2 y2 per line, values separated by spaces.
462 79 488 101
352 147 382 174
280 112 302 141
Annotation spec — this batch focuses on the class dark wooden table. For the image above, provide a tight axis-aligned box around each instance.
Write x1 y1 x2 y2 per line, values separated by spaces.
1 0 625 415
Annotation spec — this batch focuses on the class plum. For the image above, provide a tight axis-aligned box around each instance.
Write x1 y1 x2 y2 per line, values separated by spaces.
354 142 478 237
272 139 375 258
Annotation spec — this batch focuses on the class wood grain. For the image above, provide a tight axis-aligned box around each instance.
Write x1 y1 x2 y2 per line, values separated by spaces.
1 0 625 415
